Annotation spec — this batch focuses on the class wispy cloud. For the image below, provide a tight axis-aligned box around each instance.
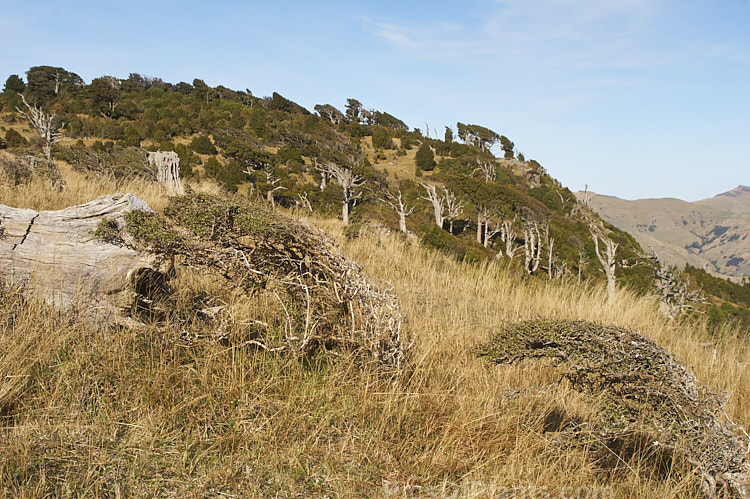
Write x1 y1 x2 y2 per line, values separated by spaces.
362 0 748 82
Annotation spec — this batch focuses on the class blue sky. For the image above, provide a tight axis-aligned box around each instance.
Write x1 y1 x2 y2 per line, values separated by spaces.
1 0 748 201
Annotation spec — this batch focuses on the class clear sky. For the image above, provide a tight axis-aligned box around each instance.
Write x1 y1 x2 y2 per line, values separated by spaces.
1 0 748 201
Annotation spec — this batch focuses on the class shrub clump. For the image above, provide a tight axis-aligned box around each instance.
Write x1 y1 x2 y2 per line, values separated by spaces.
477 320 750 497
123 192 413 369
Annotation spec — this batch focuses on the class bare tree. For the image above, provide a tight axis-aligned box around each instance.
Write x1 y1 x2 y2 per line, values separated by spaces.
420 182 445 229
569 236 586 283
484 216 503 248
261 169 287 208
499 217 521 260
540 224 562 279
16 93 63 160
379 184 416 233
472 159 496 183
314 104 344 125
476 205 490 244
295 192 313 212
319 163 364 225
522 209 543 275
444 189 463 234
313 159 329 190
590 224 619 302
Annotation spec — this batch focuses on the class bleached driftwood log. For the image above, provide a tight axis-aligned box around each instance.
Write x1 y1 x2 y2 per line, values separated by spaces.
0 194 167 319
147 151 184 194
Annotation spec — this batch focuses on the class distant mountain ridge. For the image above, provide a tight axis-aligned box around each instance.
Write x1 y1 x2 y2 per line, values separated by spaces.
576 186 750 279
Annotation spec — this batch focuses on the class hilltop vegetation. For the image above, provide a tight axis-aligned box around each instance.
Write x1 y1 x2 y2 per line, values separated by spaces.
1 65 659 296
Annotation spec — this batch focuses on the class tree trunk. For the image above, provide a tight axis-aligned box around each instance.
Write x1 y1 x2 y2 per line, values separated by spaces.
148 151 184 195
342 201 350 225
398 212 407 233
0 194 169 320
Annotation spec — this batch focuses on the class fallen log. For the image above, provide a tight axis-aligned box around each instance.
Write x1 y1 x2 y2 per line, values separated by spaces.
0 194 168 319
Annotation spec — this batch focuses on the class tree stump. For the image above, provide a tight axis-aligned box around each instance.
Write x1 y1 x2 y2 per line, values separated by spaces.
147 151 184 194
0 194 168 320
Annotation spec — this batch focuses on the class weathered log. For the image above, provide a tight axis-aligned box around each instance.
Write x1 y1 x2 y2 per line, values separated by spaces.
0 194 167 320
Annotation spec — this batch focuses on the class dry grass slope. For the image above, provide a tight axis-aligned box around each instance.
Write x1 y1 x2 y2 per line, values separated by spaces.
1 174 749 497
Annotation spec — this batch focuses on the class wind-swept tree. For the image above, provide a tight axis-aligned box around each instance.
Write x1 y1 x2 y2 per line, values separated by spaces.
500 135 515 159
89 76 121 117
314 104 344 125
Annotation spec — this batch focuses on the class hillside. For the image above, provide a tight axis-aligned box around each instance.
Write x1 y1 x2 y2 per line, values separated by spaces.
578 187 750 280
0 65 659 295
1 66 750 496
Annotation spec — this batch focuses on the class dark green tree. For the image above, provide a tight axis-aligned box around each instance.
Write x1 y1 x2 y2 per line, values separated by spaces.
415 143 435 171
5 129 28 148
25 66 83 104
190 134 217 155
345 98 363 123
500 135 515 159
4 75 25 94
372 127 393 149
89 76 121 117
444 126 454 144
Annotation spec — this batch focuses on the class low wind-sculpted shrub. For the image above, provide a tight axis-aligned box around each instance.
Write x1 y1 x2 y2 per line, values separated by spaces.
477 320 750 498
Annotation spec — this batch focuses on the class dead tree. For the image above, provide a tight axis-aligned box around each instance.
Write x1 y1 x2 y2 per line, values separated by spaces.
472 159 497 183
499 217 521 260
569 236 586 283
544 224 557 279
147 151 184 195
420 182 445 229
313 159 329 190
484 215 503 248
655 264 706 319
522 210 543 275
379 184 416 233
318 163 364 225
260 169 286 208
296 192 313 212
16 93 62 160
476 205 490 244
590 224 619 302
444 189 463 234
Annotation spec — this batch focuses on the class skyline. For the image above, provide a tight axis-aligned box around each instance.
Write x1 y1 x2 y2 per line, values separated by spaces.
1 0 748 201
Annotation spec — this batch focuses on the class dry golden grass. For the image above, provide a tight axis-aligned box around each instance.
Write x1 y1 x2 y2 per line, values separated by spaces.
0 173 747 497
0 163 224 212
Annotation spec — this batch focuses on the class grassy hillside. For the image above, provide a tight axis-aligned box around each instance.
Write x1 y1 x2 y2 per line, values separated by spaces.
1 175 748 497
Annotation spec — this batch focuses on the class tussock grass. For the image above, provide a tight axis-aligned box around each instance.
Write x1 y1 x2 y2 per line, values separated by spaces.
0 174 748 496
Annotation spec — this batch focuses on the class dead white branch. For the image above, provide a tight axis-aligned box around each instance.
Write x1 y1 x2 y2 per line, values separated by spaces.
16 93 63 160
420 182 445 229
379 185 416 233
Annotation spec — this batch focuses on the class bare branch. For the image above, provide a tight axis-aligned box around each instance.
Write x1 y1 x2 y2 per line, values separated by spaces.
16 93 63 160
420 182 445 229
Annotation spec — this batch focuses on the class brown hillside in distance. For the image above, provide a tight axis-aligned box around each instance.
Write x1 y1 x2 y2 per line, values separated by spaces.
576 187 750 279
